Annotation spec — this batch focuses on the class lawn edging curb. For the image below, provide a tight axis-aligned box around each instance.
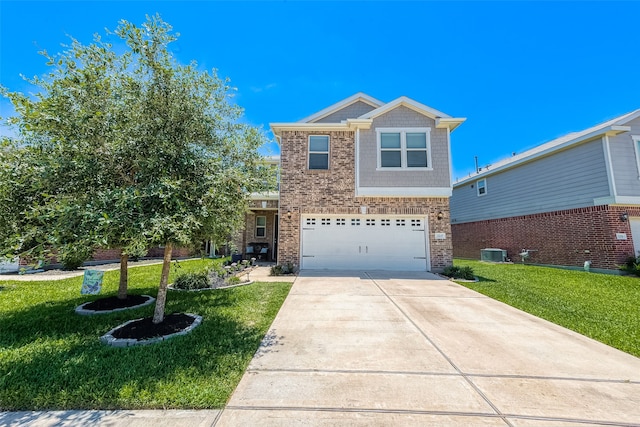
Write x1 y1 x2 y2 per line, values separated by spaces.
75 295 155 315
100 313 203 347
168 281 255 291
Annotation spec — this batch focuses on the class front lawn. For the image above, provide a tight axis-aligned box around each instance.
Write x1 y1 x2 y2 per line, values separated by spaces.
454 259 640 357
0 259 292 410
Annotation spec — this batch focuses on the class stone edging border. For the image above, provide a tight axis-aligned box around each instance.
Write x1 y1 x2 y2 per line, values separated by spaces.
75 295 155 315
436 273 479 283
448 276 480 283
100 313 202 347
168 281 254 292
453 277 480 283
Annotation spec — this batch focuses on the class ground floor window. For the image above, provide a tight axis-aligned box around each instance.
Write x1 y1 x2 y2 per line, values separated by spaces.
256 216 266 237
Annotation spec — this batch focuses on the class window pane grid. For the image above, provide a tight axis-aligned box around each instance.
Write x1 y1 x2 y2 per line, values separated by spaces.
378 129 430 169
309 135 329 170
477 179 487 196
256 216 266 237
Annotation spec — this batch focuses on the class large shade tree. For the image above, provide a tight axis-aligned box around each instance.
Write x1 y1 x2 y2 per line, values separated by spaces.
1 15 271 322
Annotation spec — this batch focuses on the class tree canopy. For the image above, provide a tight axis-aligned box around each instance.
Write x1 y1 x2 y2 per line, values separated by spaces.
0 14 272 321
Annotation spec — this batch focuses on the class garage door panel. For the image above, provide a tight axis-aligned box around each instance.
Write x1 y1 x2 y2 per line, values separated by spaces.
301 215 429 271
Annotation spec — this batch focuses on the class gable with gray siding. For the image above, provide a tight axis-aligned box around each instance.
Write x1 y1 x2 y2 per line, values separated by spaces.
609 116 640 197
312 101 377 123
358 105 451 189
451 138 611 223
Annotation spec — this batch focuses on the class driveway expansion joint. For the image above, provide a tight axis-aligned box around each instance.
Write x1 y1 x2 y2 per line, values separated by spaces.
365 272 513 427
247 367 639 385
223 405 502 419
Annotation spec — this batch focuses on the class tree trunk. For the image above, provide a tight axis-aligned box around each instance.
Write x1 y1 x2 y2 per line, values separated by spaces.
118 252 128 300
152 242 173 324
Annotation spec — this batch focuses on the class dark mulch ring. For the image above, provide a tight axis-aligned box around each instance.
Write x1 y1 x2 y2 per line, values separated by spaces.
83 294 152 311
111 313 197 340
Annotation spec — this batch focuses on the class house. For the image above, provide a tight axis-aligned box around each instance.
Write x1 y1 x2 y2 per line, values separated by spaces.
253 93 465 272
450 108 640 272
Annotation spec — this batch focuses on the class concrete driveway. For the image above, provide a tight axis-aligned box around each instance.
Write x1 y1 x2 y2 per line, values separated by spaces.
217 270 640 426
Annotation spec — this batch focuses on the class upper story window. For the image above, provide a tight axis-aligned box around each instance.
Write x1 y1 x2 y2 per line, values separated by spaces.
377 127 431 170
477 178 487 196
308 135 329 170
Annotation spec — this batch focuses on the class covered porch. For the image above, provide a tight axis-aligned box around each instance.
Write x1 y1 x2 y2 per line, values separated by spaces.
236 195 279 262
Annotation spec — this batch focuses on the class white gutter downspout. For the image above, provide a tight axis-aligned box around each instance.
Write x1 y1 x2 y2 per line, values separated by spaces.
447 126 453 189
603 135 617 200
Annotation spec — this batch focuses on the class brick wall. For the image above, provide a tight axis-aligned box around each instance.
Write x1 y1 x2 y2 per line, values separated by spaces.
20 246 195 268
144 246 193 259
452 205 638 270
278 130 453 270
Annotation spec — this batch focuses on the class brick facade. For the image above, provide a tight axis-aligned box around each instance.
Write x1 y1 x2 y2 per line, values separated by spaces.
452 205 638 270
278 130 453 271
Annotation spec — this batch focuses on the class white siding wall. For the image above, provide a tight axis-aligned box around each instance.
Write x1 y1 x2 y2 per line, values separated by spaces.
451 138 611 223
610 117 640 197
359 106 451 188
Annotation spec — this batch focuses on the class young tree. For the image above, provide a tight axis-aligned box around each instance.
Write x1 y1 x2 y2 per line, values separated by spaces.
1 28 144 291
1 15 270 321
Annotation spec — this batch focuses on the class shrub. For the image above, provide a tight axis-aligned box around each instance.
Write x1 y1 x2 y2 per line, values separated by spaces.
443 265 475 280
442 265 460 277
620 255 640 277
270 263 296 276
227 276 241 285
58 245 92 271
270 265 283 276
173 271 211 290
459 266 475 280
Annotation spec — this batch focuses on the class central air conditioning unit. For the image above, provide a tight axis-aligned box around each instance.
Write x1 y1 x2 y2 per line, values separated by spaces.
481 248 507 262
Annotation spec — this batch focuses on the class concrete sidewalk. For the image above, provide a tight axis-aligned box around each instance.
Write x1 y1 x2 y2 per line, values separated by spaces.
0 410 221 426
217 270 640 426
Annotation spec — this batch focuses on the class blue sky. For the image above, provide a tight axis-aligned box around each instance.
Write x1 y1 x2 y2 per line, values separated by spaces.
1 1 639 180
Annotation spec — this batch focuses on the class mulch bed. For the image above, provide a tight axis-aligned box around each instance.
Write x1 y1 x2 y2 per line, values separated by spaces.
111 313 197 340
83 294 152 311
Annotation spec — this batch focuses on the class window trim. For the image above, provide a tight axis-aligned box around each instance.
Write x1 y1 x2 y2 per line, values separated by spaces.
633 135 640 180
376 127 432 170
308 135 330 170
476 178 487 197
255 215 267 238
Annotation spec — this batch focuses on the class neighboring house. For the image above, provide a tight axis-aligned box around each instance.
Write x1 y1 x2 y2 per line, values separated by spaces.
0 258 20 273
263 93 465 272
450 109 640 271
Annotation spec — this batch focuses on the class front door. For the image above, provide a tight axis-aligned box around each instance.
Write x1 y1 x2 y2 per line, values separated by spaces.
273 214 279 262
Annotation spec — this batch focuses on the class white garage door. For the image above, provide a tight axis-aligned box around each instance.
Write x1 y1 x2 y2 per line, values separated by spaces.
301 215 429 271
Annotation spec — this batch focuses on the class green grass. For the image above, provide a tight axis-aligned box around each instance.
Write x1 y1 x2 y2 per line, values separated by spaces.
0 259 292 410
454 259 640 357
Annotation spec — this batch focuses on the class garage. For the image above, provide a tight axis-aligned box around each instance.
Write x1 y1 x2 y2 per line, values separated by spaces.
300 215 429 271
